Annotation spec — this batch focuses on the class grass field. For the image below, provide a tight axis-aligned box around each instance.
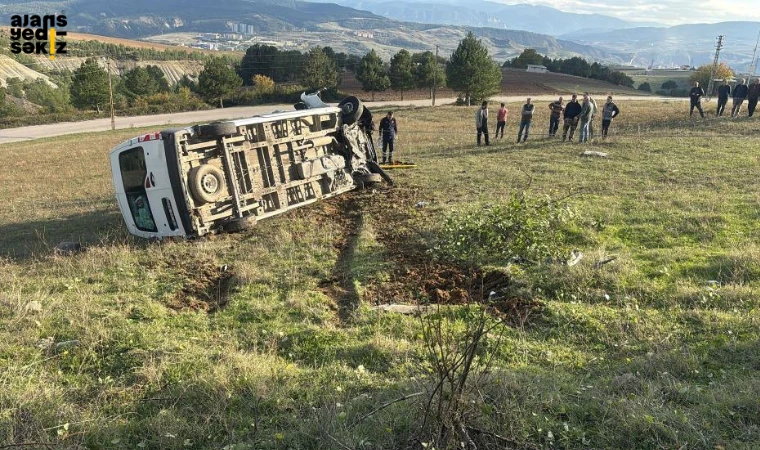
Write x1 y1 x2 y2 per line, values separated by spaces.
1 100 760 449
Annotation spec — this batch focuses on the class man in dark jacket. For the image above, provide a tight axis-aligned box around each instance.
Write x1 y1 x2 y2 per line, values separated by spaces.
689 81 705 118
731 78 748 117
747 78 760 117
716 79 731 116
516 98 534 143
562 94 582 142
548 97 564 137
379 111 398 163
601 95 620 138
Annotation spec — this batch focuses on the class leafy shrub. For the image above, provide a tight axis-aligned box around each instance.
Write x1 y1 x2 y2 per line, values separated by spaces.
637 82 652 92
433 192 576 265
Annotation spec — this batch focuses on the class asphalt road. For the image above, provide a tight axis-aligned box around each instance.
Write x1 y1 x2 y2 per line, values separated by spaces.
0 95 683 145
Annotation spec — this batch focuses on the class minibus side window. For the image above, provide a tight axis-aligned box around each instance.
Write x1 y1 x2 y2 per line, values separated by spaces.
119 147 157 232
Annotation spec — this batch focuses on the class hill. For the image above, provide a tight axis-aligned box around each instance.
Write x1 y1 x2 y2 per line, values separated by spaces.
0 0 618 63
560 21 760 70
328 0 653 36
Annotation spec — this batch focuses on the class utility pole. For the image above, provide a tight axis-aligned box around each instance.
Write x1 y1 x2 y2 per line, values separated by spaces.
706 35 724 100
748 29 760 80
106 58 115 131
432 45 438 107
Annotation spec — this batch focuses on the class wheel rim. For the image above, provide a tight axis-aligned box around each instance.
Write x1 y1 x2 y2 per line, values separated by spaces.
201 173 220 194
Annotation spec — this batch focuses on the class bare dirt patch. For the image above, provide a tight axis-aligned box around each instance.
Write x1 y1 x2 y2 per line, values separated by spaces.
319 186 542 324
159 256 236 312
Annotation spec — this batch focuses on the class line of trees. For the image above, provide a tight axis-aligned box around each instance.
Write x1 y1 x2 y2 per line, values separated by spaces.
503 49 634 87
356 32 500 105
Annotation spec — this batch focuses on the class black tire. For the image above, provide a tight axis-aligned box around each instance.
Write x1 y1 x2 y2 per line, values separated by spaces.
223 217 256 233
366 161 394 186
338 96 364 125
361 173 383 184
294 102 308 110
189 165 227 204
198 121 238 138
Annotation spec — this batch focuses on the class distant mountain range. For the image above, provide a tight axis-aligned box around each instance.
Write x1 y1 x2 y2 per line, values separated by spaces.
0 0 619 62
561 22 760 71
325 0 662 36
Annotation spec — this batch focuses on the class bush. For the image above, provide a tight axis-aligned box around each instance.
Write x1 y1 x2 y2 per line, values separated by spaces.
661 80 678 90
638 82 652 92
433 192 576 266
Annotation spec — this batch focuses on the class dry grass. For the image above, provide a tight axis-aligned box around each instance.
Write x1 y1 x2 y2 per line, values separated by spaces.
1 101 760 449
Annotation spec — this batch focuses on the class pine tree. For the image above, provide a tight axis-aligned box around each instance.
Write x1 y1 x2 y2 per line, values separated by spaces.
300 47 339 91
446 32 502 105
70 58 110 111
413 51 446 99
198 57 242 108
389 49 415 100
356 50 390 102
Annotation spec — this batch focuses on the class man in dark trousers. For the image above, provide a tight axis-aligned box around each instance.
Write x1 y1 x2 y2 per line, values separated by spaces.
601 95 620 138
716 79 731 116
731 78 748 117
475 101 490 146
689 81 705 118
548 96 564 137
747 78 760 117
516 98 534 143
379 111 398 163
562 94 582 142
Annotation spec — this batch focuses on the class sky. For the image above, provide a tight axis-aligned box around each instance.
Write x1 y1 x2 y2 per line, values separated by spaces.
502 0 760 26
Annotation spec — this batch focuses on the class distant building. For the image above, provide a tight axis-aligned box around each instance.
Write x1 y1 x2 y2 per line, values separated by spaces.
526 65 548 73
355 31 374 39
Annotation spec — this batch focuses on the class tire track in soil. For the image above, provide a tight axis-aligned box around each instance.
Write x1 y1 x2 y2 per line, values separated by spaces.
319 186 543 325
315 195 364 322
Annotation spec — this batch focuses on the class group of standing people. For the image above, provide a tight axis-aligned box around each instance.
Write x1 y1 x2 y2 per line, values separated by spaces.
475 92 620 145
690 78 760 118
714 78 760 118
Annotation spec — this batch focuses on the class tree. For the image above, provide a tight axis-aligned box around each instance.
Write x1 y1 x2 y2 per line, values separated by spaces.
608 71 634 87
198 57 242 108
446 32 502 105
70 58 110 111
26 79 71 113
504 48 545 69
5 78 24 98
238 44 279 85
661 79 679 90
560 57 591 78
300 47 339 91
123 67 160 97
413 51 446 99
175 74 197 93
638 82 652 92
273 50 305 82
690 62 733 93
389 49 415 100
145 65 170 93
356 50 390 101
252 74 275 96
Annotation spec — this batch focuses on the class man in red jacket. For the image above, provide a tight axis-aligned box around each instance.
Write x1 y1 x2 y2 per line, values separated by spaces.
495 103 508 139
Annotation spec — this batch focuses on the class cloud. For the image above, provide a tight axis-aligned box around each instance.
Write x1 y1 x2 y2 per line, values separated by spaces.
501 0 760 25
